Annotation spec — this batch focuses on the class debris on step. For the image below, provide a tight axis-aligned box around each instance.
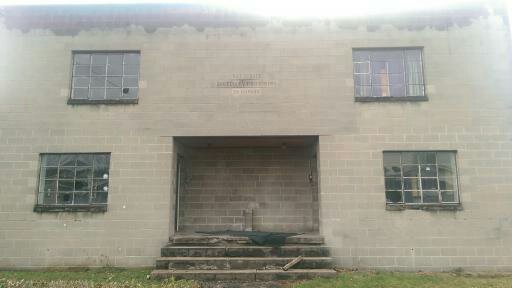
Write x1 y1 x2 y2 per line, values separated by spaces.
282 256 303 271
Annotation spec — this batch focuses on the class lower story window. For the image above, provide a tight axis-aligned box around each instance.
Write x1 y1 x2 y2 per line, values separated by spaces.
383 151 459 206
35 153 110 212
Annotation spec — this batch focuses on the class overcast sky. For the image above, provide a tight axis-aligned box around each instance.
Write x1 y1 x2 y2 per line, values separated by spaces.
0 0 500 18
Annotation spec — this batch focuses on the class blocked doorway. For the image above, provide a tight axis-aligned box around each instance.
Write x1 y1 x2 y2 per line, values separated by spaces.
172 136 320 233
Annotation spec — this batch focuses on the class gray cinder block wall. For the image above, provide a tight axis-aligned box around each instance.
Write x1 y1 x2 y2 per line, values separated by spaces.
177 146 319 233
0 3 512 271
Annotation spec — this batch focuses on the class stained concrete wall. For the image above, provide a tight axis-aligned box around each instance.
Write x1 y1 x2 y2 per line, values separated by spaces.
0 3 511 270
177 146 319 233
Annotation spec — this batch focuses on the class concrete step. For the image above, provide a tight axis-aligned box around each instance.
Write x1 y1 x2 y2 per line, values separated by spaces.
170 234 324 246
161 245 330 257
151 269 337 281
155 256 333 270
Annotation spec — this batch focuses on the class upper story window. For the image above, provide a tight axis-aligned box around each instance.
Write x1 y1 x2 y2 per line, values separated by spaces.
353 48 426 102
35 153 110 212
383 151 460 209
69 51 140 104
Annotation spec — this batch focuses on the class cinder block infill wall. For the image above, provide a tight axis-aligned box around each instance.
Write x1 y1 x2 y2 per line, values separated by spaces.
177 146 319 233
1 3 512 270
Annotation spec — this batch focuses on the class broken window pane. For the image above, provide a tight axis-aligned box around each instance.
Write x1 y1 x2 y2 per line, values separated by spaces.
420 165 437 177
122 88 139 99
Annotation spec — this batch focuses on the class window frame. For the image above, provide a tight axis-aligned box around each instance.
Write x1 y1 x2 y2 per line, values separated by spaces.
33 152 111 213
67 50 140 105
382 150 462 211
352 47 428 102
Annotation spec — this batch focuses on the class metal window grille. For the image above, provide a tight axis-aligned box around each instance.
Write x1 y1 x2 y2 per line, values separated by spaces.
353 48 425 98
71 52 140 101
37 153 110 206
383 151 459 205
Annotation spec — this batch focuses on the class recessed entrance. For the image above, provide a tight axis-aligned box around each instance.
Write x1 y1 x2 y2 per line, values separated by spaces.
172 136 319 233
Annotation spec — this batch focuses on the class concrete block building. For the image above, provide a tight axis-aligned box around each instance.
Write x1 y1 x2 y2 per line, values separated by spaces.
1 1 512 272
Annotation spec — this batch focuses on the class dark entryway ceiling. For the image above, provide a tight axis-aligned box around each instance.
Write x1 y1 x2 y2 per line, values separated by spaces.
174 136 318 148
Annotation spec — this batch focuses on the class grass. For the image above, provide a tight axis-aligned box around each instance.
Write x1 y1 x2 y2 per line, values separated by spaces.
291 271 512 288
1 269 512 287
0 268 200 288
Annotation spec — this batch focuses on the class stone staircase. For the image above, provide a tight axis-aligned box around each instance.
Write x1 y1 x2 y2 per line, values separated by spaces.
150 234 337 281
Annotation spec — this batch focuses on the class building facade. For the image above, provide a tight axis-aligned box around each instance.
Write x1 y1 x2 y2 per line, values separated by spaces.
1 2 512 271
